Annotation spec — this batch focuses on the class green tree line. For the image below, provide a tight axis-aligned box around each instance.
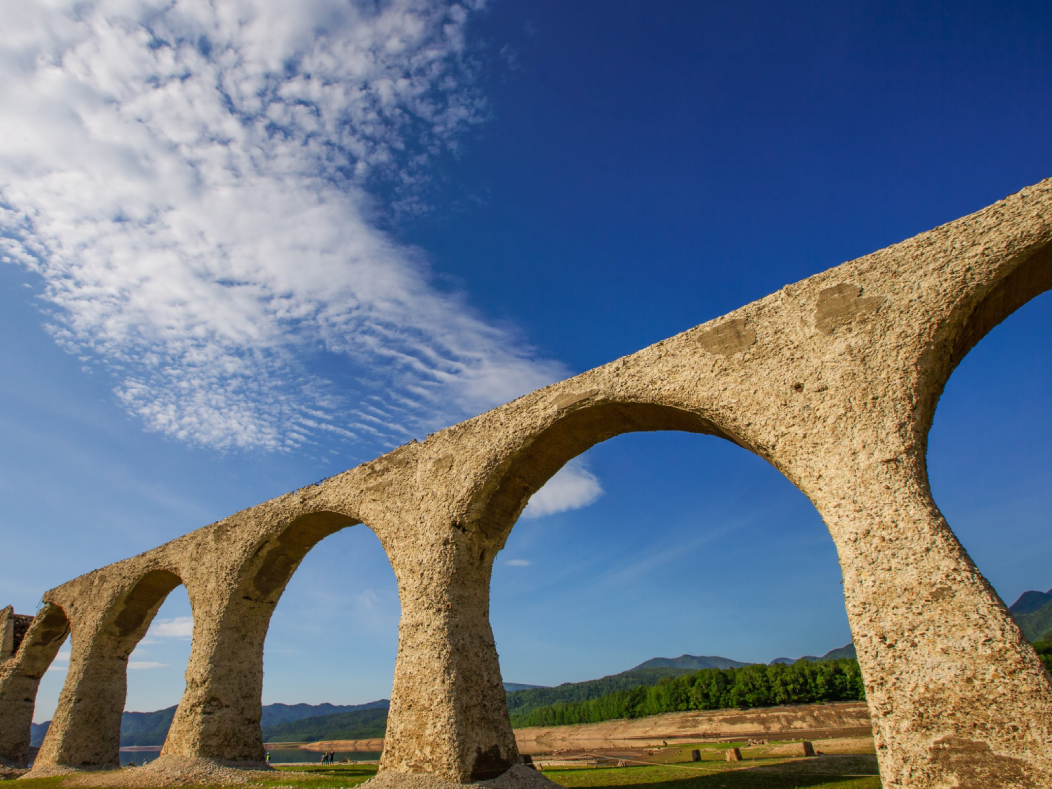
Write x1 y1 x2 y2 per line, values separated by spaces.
509 658 866 728
1033 634 1052 672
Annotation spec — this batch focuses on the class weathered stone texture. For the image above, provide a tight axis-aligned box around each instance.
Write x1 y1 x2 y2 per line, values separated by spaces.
0 605 69 767
7 179 1052 787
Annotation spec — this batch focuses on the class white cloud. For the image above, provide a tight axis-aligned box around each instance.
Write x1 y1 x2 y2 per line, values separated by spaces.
522 459 603 519
505 559 531 566
146 616 194 639
128 661 167 669
47 650 71 671
0 0 567 452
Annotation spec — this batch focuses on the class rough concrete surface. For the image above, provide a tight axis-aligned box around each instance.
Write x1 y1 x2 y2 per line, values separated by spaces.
3 179 1052 788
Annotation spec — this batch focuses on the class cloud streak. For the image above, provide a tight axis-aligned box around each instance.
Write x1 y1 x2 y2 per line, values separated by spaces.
0 0 567 452
522 459 604 518
146 616 194 639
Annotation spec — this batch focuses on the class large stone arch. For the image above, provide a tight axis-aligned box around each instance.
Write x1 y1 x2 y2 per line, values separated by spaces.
472 401 747 542
36 569 188 771
0 604 70 767
161 509 384 765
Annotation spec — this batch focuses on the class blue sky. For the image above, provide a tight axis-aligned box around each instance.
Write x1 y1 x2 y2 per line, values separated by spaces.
1 0 1050 722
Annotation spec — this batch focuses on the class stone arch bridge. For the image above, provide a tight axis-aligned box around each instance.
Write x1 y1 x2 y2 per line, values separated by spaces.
2 180 1052 789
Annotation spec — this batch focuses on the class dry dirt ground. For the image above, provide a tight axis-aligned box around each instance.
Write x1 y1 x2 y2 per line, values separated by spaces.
288 702 873 758
513 702 871 755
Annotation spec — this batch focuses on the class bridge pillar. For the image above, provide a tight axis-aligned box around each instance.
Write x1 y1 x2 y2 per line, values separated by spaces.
816 456 1052 788
0 605 69 767
34 627 130 770
381 525 517 783
161 595 269 764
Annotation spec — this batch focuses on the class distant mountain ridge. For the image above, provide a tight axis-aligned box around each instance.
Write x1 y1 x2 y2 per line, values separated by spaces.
1009 588 1052 641
769 643 857 666
263 707 388 743
31 699 391 748
633 654 749 671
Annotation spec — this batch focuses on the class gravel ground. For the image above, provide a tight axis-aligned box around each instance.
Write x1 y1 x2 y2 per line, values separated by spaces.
353 765 560 789
17 760 558 788
59 757 271 787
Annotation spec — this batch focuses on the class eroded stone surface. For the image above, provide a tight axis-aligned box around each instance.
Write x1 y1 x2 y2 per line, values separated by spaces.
7 179 1052 787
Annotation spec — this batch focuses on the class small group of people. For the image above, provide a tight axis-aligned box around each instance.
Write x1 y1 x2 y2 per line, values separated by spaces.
320 751 338 765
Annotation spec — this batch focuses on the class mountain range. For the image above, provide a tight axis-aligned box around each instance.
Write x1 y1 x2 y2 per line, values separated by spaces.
30 699 391 749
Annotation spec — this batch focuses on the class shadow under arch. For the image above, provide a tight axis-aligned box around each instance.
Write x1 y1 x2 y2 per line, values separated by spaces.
0 603 71 767
475 401 750 541
240 511 364 605
108 569 185 641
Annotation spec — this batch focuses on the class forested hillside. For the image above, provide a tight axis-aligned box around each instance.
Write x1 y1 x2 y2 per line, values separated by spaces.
510 658 866 728
1010 589 1052 641
505 666 696 719
262 707 389 743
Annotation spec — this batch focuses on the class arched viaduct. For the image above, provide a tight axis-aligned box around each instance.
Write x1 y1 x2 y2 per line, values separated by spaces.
2 179 1052 788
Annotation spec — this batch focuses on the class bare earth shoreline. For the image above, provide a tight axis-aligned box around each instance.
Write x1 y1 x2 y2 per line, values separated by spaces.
277 701 872 755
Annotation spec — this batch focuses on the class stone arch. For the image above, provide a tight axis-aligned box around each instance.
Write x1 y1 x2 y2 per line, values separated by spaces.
914 235 1052 452
161 509 396 765
35 569 190 770
379 400 793 783
472 401 748 543
240 510 364 605
0 604 71 767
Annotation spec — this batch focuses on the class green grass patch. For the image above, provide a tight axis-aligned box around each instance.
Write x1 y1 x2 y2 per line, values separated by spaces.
3 759 881 789
262 763 378 787
2 764 379 789
543 758 881 789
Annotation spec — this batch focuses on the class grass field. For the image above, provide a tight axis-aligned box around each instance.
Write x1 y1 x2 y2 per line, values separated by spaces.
5 749 882 789
544 757 881 789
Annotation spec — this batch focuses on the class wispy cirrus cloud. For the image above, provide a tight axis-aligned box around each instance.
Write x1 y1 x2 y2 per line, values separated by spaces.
0 0 567 452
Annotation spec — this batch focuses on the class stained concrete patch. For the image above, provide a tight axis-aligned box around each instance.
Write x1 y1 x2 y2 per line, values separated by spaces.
929 736 1037 789
814 283 885 334
694 318 755 354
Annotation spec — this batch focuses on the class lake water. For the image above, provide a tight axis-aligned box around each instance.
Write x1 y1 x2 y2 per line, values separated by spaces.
266 749 382 763
112 748 381 766
118 748 161 766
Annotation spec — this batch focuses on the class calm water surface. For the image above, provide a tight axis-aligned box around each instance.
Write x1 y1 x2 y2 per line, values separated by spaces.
266 749 382 763
111 748 381 766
